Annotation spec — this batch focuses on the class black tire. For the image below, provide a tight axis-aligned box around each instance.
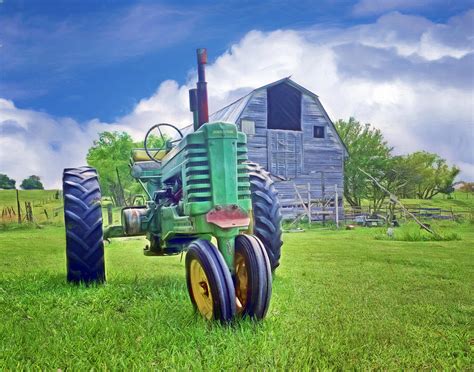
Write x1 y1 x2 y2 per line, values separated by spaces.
235 234 272 319
248 162 283 271
63 166 105 284
186 240 236 322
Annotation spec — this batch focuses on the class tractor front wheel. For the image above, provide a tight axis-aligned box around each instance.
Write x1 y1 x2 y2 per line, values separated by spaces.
63 166 105 284
186 240 236 322
234 234 272 319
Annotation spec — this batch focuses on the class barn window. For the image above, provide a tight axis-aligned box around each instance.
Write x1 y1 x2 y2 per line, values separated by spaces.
267 83 302 131
313 125 325 138
240 119 255 135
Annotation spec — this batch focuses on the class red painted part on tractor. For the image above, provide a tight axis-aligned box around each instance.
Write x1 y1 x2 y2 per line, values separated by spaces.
206 205 250 229
196 48 209 128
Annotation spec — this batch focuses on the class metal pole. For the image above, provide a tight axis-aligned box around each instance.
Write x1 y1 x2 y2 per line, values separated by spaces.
335 184 339 229
196 48 209 127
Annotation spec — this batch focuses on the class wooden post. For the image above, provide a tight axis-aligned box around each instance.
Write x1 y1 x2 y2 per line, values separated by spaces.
321 172 326 226
335 184 339 229
16 189 22 224
107 204 113 225
307 183 311 225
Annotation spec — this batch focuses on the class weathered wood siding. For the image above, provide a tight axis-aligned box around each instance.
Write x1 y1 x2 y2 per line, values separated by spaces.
212 81 346 220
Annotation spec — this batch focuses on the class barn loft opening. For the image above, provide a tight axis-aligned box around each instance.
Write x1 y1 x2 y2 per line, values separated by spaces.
267 82 302 131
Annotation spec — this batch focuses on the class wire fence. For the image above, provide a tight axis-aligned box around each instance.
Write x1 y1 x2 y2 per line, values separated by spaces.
0 191 64 227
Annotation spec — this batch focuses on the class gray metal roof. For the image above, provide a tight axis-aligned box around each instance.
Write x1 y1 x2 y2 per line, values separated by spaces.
209 93 252 123
206 77 348 156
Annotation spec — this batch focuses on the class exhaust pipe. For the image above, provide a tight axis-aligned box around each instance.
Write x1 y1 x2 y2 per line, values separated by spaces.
196 48 209 128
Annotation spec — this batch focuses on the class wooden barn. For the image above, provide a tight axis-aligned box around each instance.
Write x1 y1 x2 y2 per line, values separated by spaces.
209 77 348 221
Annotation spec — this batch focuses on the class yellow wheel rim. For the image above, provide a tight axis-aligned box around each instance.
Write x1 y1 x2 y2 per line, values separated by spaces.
235 252 249 314
189 259 213 320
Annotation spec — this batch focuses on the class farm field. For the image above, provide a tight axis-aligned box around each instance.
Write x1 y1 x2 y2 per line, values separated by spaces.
0 189 63 226
0 222 472 369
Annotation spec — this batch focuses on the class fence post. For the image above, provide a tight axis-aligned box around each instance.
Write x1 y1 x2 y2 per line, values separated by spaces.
335 184 339 229
16 189 22 224
107 204 113 225
307 183 311 225
322 173 326 227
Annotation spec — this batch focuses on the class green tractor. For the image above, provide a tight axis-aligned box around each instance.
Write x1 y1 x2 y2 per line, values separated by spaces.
62 49 282 322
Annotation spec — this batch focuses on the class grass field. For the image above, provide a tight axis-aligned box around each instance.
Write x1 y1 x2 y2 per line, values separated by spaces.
1 222 472 369
0 189 63 226
398 191 474 211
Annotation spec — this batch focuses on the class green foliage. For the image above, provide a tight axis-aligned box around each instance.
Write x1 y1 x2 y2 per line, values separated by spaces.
401 151 460 199
86 132 135 206
336 118 461 210
335 117 392 208
0 174 16 189
20 175 44 190
86 131 166 206
1 225 472 369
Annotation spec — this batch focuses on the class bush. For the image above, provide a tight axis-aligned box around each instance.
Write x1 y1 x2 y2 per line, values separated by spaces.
20 175 44 190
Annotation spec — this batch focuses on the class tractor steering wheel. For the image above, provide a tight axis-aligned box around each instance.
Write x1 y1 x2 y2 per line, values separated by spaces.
144 123 184 163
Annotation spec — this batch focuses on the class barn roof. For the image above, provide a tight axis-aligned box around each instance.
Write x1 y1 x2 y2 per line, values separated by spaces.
208 77 349 156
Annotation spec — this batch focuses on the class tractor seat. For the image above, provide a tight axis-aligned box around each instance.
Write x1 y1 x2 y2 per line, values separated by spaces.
131 148 168 162
130 160 162 179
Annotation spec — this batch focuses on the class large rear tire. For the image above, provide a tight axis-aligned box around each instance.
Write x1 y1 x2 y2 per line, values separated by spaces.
248 162 283 272
63 166 105 284
186 240 236 322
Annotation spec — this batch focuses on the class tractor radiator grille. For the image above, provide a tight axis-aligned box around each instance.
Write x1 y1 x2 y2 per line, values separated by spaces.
185 145 211 202
237 141 251 200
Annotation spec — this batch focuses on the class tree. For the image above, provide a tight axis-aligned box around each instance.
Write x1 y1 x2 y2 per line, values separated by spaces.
335 117 392 208
0 174 16 189
86 131 166 206
20 175 44 190
87 132 135 206
402 151 460 199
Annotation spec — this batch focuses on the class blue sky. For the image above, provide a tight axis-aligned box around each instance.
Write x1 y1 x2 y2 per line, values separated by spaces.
0 0 473 186
2 0 471 121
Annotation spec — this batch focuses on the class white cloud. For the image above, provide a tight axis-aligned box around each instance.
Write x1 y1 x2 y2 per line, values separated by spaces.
352 0 446 16
1 11 473 188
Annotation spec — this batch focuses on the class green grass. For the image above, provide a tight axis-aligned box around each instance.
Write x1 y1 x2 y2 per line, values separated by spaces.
0 189 60 206
357 191 474 213
1 224 473 369
0 189 63 226
374 221 463 242
400 191 474 211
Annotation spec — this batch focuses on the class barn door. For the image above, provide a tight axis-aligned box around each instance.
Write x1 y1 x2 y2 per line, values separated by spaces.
267 131 303 179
